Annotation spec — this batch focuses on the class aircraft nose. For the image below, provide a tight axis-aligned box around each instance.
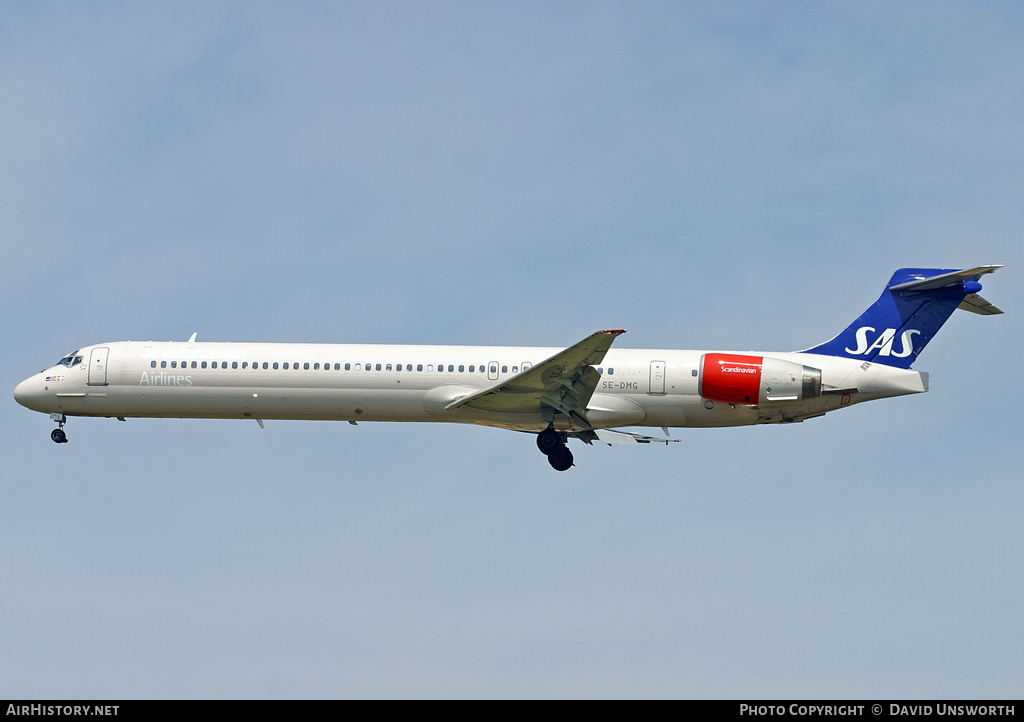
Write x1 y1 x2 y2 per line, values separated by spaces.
14 374 48 411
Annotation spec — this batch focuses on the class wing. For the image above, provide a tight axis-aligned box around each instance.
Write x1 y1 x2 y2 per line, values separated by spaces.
444 329 626 428
587 429 680 445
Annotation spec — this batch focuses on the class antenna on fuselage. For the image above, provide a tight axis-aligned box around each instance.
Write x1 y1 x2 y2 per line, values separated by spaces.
188 332 197 343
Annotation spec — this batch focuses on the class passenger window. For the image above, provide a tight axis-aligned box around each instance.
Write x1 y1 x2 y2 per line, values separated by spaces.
344 363 350 371
161 361 167 368
490 365 497 374
608 368 614 375
417 364 424 372
150 361 157 368
262 362 268 369
458 365 464 372
469 365 475 373
501 365 507 374
447 364 453 372
232 362 238 369
427 364 434 372
283 363 289 370
386 364 392 371
512 366 518 373
314 363 320 370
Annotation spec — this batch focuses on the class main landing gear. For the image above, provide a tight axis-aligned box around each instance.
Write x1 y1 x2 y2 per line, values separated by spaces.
536 426 573 471
50 413 68 444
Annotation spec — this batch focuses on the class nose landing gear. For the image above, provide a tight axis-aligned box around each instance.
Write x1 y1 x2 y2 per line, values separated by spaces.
536 426 574 471
50 413 68 444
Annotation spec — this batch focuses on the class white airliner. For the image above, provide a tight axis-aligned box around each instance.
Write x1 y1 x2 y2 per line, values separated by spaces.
14 266 1003 471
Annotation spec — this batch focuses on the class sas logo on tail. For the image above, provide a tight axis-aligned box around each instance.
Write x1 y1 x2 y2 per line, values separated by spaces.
845 327 920 358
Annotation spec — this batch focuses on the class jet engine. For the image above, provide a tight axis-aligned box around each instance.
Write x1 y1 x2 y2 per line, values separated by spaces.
699 353 822 405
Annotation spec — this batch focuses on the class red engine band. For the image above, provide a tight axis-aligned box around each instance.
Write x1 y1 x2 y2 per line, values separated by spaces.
699 353 763 404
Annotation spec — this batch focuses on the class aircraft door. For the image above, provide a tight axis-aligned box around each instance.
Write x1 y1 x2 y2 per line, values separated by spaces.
649 360 666 395
88 347 109 386
487 361 499 381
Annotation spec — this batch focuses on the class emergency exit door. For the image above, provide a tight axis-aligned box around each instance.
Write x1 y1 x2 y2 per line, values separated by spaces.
649 360 666 395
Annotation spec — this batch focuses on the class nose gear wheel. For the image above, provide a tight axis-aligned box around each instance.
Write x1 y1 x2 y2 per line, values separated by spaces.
50 414 68 443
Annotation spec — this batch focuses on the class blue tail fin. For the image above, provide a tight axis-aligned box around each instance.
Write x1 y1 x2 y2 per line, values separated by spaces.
803 266 1003 369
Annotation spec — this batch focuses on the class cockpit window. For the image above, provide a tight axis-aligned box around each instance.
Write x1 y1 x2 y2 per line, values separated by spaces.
57 351 82 367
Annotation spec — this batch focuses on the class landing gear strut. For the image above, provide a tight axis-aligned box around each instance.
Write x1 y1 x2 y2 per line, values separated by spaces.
536 425 573 471
50 413 68 444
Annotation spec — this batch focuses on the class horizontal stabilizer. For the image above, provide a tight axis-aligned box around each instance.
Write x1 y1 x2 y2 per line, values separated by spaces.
958 294 1003 315
888 265 1003 291
889 265 1004 315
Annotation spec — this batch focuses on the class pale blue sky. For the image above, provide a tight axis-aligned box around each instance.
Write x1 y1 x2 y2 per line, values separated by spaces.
2 1 1021 698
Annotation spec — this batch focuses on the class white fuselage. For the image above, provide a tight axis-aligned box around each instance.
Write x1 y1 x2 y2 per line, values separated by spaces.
14 340 928 432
